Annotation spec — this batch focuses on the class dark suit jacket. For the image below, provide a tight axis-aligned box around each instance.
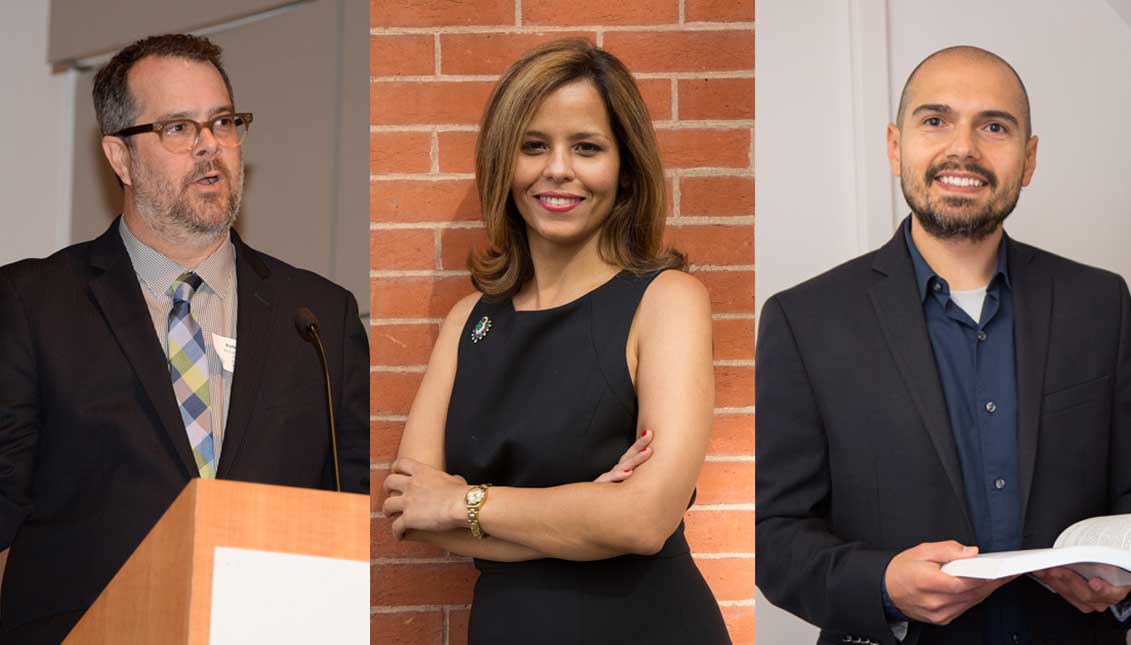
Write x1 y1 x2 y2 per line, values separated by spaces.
0 220 369 644
756 226 1131 645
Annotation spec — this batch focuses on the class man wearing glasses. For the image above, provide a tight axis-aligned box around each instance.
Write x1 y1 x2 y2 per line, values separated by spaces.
0 34 368 643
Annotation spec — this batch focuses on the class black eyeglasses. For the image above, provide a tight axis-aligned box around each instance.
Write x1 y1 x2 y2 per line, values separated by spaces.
112 112 253 153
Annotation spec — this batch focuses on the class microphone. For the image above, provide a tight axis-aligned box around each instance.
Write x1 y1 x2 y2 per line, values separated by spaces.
294 307 341 492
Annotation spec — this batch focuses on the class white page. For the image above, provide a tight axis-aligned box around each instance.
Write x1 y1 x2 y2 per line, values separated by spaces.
1054 514 1131 549
209 547 368 645
940 545 1131 586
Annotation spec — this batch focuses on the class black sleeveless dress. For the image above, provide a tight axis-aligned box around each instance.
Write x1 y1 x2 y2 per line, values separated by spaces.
445 270 731 645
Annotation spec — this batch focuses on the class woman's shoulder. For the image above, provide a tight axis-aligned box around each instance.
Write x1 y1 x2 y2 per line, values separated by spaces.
435 291 485 346
631 269 712 338
640 269 711 313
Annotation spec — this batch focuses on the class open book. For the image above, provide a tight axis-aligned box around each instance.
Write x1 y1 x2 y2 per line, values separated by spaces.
940 514 1131 586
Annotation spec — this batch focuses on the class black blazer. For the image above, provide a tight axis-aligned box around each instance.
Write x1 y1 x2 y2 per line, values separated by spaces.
756 226 1131 645
0 220 369 643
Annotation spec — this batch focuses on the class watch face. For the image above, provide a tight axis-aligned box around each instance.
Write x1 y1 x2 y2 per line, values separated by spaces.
467 488 485 505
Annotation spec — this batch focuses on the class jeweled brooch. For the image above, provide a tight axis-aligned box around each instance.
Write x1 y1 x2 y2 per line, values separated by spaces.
470 315 492 343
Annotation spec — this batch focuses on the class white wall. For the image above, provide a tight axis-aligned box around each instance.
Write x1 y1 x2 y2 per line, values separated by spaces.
756 0 1131 641
754 0 860 315
0 0 72 265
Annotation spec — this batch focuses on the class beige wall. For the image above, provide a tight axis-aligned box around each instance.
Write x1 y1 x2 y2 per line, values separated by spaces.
0 1 72 265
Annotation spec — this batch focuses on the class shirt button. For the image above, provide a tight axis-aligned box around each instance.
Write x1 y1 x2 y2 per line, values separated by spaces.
977 330 987 342
932 282 942 292
985 401 997 413
995 478 1007 490
1011 633 1021 644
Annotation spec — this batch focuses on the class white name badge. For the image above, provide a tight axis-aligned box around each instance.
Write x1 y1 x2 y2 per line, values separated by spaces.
212 333 237 372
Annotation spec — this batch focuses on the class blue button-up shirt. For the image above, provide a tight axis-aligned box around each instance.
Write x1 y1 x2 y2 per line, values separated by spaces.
902 219 1025 642
903 220 1021 554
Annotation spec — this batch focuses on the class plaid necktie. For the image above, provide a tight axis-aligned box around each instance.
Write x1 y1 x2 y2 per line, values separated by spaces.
167 272 216 478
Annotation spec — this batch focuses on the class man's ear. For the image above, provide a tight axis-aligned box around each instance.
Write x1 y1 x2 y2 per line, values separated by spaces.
1021 135 1038 187
886 123 902 177
101 136 133 186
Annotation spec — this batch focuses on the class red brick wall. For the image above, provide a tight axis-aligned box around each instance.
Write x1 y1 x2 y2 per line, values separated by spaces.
370 2 754 643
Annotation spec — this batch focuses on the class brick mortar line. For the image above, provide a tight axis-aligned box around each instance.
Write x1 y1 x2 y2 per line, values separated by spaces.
374 557 472 565
369 117 753 133
429 130 440 173
368 217 751 229
433 227 442 269
370 269 470 278
668 216 755 224
671 169 682 216
374 414 410 421
514 0 521 26
370 79 755 96
371 173 475 180
370 23 755 36
369 313 745 324
368 267 748 278
433 32 441 76
718 599 756 607
679 0 686 24
371 74 498 82
670 78 679 122
750 120 756 175
370 221 483 230
371 318 443 325
370 127 750 139
666 168 754 177
371 365 427 373
368 171 753 182
372 604 472 614
654 120 756 129
637 71 755 80
367 72 754 85
372 124 478 132
376 361 746 370
688 265 755 271
715 406 754 414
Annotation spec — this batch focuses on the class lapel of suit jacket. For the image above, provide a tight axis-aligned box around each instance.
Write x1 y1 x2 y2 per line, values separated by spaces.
1008 238 1051 537
868 226 976 539
87 218 197 478
216 230 275 478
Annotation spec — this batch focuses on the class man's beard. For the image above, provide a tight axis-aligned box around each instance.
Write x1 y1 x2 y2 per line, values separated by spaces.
130 155 244 241
901 160 1020 243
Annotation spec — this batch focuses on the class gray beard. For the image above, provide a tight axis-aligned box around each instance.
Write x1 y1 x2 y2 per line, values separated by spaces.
130 157 244 244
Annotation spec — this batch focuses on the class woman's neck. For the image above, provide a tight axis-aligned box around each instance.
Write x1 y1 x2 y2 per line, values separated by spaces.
515 233 621 310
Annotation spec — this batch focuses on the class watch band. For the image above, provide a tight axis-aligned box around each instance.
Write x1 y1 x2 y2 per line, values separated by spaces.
466 484 492 539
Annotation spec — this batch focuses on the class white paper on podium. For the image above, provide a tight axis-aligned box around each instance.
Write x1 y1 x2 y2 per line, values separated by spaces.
209 546 368 644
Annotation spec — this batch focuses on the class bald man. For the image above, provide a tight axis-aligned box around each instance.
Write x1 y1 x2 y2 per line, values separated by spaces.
756 46 1131 644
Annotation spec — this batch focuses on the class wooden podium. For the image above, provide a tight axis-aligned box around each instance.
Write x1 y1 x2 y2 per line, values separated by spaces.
62 479 367 644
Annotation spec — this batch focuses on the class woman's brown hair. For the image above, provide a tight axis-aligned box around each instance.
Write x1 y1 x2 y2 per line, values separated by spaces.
471 39 685 299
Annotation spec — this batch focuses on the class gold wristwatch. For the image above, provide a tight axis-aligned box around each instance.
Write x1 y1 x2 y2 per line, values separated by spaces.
465 484 492 539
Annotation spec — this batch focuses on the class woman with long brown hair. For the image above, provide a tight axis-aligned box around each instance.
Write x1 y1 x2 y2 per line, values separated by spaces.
381 39 730 644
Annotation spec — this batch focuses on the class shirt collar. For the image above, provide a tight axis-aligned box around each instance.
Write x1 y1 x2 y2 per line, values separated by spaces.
901 215 1011 303
118 217 235 300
